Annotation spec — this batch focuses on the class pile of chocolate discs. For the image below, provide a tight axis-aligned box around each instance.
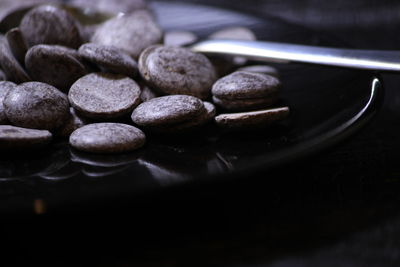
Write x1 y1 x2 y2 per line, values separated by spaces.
0 0 289 154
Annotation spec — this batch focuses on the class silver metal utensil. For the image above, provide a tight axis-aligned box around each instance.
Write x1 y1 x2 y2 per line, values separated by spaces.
191 40 400 72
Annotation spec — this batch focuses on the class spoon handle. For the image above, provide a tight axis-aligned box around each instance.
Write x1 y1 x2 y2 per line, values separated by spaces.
191 40 400 72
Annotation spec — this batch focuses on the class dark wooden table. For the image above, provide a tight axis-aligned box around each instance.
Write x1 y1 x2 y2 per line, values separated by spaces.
3 0 400 266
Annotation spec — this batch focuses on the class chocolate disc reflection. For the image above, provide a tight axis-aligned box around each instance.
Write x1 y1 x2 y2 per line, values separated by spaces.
39 161 81 181
0 142 70 180
70 148 143 167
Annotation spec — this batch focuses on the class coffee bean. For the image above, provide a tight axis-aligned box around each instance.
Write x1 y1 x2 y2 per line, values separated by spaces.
164 31 198 47
4 81 69 130
139 45 217 99
78 43 138 78
56 108 87 137
0 81 16 124
69 72 141 119
91 10 162 59
215 107 290 129
0 40 31 83
237 65 279 77
212 95 279 111
25 44 88 91
132 95 205 127
5 27 28 65
70 0 148 15
0 125 52 149
69 123 146 153
19 5 83 49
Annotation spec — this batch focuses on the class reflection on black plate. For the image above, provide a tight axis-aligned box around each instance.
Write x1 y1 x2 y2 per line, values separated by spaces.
0 1 383 213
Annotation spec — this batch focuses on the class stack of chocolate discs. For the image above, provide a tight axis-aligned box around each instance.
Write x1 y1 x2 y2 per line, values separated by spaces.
212 71 289 129
0 0 290 154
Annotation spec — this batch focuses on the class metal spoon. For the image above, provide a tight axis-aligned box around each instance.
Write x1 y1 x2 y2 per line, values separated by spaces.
191 40 400 72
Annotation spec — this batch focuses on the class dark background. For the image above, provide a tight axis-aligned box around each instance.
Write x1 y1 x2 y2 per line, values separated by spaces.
3 0 400 266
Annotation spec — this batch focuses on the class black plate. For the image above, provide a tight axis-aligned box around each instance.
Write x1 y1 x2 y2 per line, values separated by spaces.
0 1 383 214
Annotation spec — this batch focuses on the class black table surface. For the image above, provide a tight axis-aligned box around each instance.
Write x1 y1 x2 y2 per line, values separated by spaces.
3 0 400 266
